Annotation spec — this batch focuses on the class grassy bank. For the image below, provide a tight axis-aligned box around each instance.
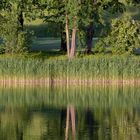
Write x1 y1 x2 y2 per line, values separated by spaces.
0 55 140 84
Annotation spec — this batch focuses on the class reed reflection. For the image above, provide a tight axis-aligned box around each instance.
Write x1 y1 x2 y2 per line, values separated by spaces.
0 85 139 140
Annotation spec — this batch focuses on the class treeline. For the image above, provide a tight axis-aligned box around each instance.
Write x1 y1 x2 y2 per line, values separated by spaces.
0 0 140 58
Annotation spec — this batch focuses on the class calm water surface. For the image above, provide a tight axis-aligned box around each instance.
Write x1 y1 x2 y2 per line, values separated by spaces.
0 85 139 140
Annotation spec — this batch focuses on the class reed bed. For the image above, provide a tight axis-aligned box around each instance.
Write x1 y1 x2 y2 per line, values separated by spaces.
0 55 139 84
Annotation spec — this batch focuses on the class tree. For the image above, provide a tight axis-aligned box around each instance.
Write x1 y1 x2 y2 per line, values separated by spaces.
65 0 125 57
93 0 140 54
0 0 38 53
40 0 67 52
79 0 126 54
124 0 140 5
100 16 140 54
42 0 79 57
40 0 80 58
65 0 80 58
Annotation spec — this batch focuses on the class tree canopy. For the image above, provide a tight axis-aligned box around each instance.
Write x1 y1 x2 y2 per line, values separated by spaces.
0 0 140 56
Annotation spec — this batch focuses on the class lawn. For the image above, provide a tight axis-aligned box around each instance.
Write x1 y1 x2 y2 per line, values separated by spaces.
31 37 61 52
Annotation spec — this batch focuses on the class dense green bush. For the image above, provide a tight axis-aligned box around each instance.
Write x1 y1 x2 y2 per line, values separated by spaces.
16 30 33 53
96 16 140 54
0 10 32 54
94 40 106 53
108 16 140 54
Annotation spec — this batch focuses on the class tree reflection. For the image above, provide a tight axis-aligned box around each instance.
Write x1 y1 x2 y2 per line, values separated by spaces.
0 86 139 140
85 109 98 140
65 105 76 140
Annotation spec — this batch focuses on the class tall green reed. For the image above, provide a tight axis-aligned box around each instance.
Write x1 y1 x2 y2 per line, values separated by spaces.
0 55 139 82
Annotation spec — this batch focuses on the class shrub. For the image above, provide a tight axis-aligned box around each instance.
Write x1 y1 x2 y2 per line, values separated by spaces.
94 40 106 53
97 16 140 55
16 30 33 53
0 9 32 54
107 16 140 54
0 44 5 54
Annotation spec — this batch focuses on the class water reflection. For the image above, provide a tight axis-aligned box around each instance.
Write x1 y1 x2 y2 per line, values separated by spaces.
0 85 139 140
65 106 76 140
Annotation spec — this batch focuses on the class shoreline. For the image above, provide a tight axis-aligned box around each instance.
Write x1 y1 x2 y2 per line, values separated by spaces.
0 78 140 86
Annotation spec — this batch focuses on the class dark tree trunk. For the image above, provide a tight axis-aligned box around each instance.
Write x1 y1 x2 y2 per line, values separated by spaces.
85 108 99 140
60 109 66 137
18 11 24 31
60 25 67 52
85 24 94 54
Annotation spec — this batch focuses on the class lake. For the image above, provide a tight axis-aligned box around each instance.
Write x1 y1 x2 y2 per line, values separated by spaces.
0 85 139 140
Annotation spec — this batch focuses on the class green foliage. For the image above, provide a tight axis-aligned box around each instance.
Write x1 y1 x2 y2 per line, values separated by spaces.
43 0 65 23
113 16 140 54
77 0 125 50
100 16 140 54
0 0 39 54
124 0 140 5
0 10 32 53
0 44 5 54
0 0 139 56
94 40 106 53
16 30 33 53
0 10 19 53
27 22 61 37
65 0 79 28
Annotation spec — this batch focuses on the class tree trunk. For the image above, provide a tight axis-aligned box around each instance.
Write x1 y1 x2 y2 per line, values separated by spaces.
70 27 77 58
85 24 94 54
70 106 76 140
65 107 70 140
60 24 67 52
18 11 24 31
66 15 70 57
65 106 76 140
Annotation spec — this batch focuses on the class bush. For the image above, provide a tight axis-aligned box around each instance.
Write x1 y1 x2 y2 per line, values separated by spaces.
107 16 140 54
98 16 140 55
94 40 106 53
0 44 5 54
16 30 33 53
0 9 32 54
